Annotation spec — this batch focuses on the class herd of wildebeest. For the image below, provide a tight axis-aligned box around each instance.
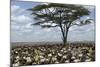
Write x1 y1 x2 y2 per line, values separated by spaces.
11 42 95 67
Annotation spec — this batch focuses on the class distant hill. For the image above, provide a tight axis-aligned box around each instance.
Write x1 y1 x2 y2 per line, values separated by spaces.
11 41 95 47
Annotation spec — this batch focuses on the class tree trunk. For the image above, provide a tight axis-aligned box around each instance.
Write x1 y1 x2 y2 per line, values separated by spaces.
63 29 68 46
60 29 69 62
63 37 67 46
59 23 70 46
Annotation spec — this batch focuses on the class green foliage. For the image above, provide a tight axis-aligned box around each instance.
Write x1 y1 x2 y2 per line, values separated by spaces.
79 19 94 26
29 3 90 27
28 3 93 45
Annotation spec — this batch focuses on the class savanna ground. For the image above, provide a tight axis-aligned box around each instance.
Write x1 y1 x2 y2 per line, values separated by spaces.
11 42 95 67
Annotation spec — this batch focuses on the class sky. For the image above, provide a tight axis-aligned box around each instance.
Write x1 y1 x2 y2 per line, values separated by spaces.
11 1 95 42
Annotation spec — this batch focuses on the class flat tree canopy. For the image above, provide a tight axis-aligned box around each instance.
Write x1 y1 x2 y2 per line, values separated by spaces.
29 3 93 45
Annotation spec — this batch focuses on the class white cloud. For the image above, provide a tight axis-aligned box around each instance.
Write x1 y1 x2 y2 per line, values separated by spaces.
84 5 95 11
25 23 32 29
86 16 90 19
34 31 41 35
11 5 25 15
11 5 20 12
11 4 34 33
51 23 57 26
13 15 32 23
21 29 32 32
11 4 33 24
11 25 20 30
40 3 49 5
43 28 51 32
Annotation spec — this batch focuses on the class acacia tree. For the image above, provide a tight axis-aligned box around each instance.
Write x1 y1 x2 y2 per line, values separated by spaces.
29 3 93 45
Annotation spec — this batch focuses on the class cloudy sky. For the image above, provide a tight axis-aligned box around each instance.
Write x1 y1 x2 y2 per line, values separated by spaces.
11 1 95 42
